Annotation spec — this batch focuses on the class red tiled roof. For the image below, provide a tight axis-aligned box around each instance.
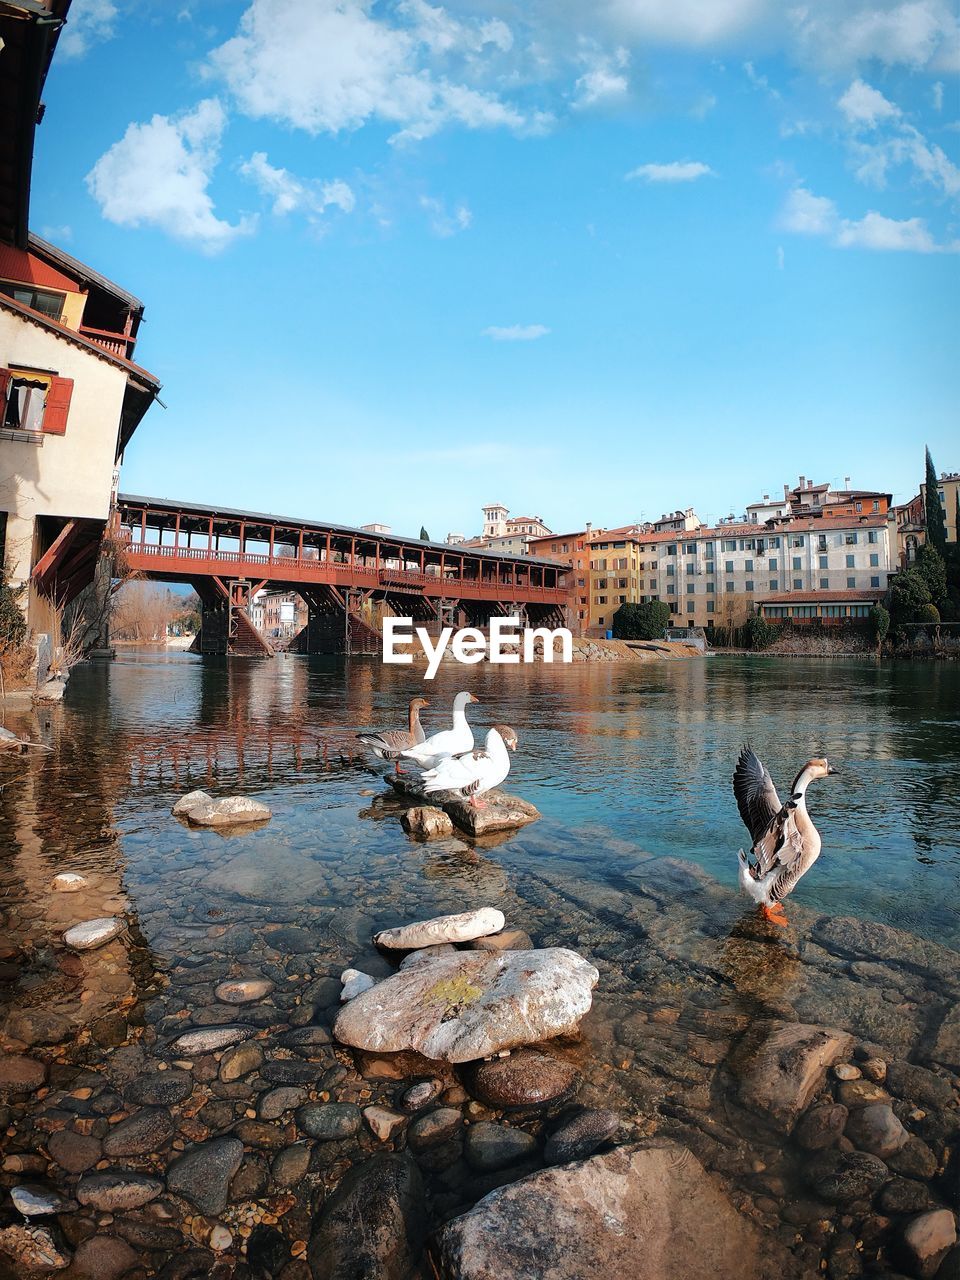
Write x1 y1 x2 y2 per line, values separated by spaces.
762 589 885 604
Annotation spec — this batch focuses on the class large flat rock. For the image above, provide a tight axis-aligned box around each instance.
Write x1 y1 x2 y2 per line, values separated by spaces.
333 948 598 1063
201 847 327 902
387 777 539 836
730 1020 854 1134
433 1140 800 1280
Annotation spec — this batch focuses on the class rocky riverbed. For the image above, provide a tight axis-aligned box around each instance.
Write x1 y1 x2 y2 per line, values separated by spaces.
1 806 958 1280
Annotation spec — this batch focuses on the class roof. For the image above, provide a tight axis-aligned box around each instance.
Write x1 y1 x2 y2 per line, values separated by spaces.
0 1 71 248
28 234 145 311
762 589 885 604
0 292 160 389
116 494 568 569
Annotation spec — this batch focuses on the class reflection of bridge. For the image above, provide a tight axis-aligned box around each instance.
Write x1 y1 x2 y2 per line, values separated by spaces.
105 496 568 656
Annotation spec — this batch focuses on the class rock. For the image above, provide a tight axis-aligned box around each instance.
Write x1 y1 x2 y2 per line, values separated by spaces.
68 1235 140 1280
399 1079 443 1113
203 849 326 903
407 1108 463 1151
259 1086 307 1121
181 794 272 827
34 679 66 703
166 1137 244 1215
838 1079 893 1109
401 807 455 839
219 1041 264 1082
463 1050 579 1110
834 1063 862 1081
333 948 598 1063
805 1150 891 1203
307 1152 426 1280
845 1104 908 1159
296 1102 361 1141
931 1008 960 1072
373 908 506 950
231 1155 269 1201
5 1009 73 1047
0 1223 70 1272
3 1155 47 1174
248 1225 290 1277
467 930 534 952
543 1108 620 1165
888 1135 939 1180
901 1211 957 1280
10 1185 73 1216
124 1070 193 1107
209 1225 233 1252
795 1104 849 1151
434 1140 792 1280
861 1058 888 1083
886 1062 955 1110
102 1106 175 1157
62 917 125 951
0 1055 46 1092
465 1122 537 1172
262 1059 325 1085
51 873 88 893
879 1178 935 1215
731 1020 854 1133
399 944 458 971
271 1144 311 1189
214 978 275 1005
364 1107 407 1142
46 1130 102 1174
171 790 212 817
76 1170 165 1211
278 1026 332 1055
169 1025 256 1054
341 970 377 1002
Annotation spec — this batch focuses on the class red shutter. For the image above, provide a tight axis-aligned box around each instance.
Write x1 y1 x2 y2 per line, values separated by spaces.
43 376 73 435
0 369 9 425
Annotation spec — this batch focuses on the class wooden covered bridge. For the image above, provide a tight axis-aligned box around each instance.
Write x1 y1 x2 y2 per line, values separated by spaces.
82 495 570 656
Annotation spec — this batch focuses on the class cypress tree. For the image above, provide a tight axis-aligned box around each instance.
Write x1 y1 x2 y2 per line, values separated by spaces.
924 447 947 552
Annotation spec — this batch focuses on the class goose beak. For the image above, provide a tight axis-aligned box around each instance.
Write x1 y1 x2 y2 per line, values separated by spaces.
469 694 479 704
827 765 839 775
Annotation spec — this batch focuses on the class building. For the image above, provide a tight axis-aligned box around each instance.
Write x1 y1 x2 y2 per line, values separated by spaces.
461 504 553 556
759 589 885 625
259 589 308 640
360 522 390 535
928 471 959 545
783 476 891 521
527 526 594 632
652 508 702 534
0 0 159 622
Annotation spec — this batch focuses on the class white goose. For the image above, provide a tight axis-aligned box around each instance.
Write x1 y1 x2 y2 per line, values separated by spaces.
421 725 518 808
733 746 838 927
400 691 478 770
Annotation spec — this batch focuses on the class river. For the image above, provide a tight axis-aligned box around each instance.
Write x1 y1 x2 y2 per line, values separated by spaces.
0 650 958 1277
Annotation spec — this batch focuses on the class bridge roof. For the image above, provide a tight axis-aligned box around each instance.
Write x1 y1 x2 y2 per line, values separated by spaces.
118 494 567 570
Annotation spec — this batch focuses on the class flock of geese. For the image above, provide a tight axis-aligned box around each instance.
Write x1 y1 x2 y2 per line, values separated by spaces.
358 691 517 809
358 694 838 924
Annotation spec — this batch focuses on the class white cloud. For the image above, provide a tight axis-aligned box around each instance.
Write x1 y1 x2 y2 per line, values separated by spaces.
743 59 782 100
932 81 944 110
206 0 537 144
838 78 901 127
789 1 960 72
604 0 767 45
573 45 630 109
780 184 957 251
60 0 118 59
420 195 472 236
482 324 550 341
626 160 715 182
86 99 253 253
239 153 355 221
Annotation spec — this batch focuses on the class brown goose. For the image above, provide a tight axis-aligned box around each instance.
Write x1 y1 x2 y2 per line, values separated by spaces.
357 697 429 774
733 746 838 927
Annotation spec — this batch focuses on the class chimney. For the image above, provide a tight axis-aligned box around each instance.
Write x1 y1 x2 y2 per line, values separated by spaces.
784 484 790 501
585 522 592 532
799 475 806 490
763 493 769 502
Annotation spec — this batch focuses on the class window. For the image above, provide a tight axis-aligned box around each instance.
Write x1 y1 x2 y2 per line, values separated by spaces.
686 562 695 575
706 561 715 575
666 585 675 596
726 581 734 593
872 500 879 512
686 582 695 594
597 578 608 589
845 554 855 568
847 576 856 588
770 537 781 548
745 559 753 572
855 501 862 512
768 557 777 571
769 579 778 590
845 533 857 545
745 580 754 591
868 530 878 544
703 542 715 556
667 544 677 556
819 555 828 569
596 595 607 604
794 578 802 589
722 539 736 552
869 553 879 567
706 582 715 593
618 595 626 603
707 601 715 614
685 542 696 555
818 536 827 551
870 576 880 587
0 282 66 320
666 563 675 576
793 557 802 570
618 578 627 589
0 368 73 436
820 577 829 589
792 536 804 547
649 579 656 589
725 560 734 573
687 601 695 613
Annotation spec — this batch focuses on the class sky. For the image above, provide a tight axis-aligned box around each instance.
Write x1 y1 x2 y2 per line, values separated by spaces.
29 0 960 539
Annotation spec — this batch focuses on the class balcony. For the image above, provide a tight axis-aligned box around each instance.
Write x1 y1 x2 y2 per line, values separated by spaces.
79 325 135 359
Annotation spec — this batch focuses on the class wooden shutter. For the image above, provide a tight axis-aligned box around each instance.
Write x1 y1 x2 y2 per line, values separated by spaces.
43 376 73 435
0 369 9 426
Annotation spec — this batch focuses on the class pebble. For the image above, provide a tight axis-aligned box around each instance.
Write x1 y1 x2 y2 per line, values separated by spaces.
124 1070 193 1107
341 970 377 1002
52 872 89 892
271 1144 311 1188
805 1150 891 1203
796 1103 849 1151
262 1060 326 1085
407 1107 464 1151
258 1086 307 1121
0 1224 70 1271
46 1129 103 1173
878 1177 935 1215
63 917 125 951
76 1170 165 1211
10 1184 73 1216
464 1050 579 1110
166 1137 244 1216
844 1103 908 1159
214 978 275 1005
399 1079 444 1113
278 1026 332 1056
543 1108 620 1165
364 1106 407 1141
373 907 506 949
102 1107 175 1157
209 1225 233 1252
464 1121 537 1171
296 1102 361 1140
833 1064 862 1081
836 1079 891 1109
170 1026 257 1055
901 1210 957 1280
860 1057 887 1083
0 1055 46 1091
219 1041 264 1082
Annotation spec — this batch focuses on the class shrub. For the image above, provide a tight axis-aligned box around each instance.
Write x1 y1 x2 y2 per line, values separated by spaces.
889 568 932 623
913 543 947 605
919 602 940 625
612 600 671 640
0 571 26 649
746 613 780 650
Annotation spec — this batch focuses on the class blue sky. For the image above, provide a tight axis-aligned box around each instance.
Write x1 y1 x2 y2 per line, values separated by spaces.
30 0 959 537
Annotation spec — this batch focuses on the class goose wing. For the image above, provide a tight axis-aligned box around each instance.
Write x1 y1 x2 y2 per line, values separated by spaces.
357 729 414 758
422 747 488 793
733 747 783 845
751 805 805 879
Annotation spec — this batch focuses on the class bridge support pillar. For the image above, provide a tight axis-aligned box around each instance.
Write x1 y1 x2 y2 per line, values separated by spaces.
190 578 272 657
288 587 381 656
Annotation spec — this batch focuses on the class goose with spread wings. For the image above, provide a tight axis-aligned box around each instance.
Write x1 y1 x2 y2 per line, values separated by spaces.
733 746 838 927
420 725 517 808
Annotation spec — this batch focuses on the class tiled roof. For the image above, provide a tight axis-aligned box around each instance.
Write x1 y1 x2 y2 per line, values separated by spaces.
762 589 885 604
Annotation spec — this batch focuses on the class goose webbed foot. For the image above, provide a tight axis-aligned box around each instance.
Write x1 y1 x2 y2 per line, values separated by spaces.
760 903 788 928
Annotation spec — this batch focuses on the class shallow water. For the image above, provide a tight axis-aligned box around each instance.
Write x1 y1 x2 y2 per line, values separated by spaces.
1 649 958 1276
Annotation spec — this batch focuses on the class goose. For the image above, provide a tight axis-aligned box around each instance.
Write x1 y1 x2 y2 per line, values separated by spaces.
733 746 838 927
357 697 429 774
420 725 518 808
400 691 479 770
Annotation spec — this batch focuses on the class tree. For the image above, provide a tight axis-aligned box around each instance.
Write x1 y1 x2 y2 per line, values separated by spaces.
868 604 889 650
888 568 932 623
419 526 430 542
913 542 946 604
925 446 947 552
747 613 780 650
612 600 670 640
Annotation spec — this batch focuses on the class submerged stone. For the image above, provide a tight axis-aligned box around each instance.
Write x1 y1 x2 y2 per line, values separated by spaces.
76 1170 165 1211
10 1185 73 1217
0 1224 70 1273
341 969 377 1002
543 1108 620 1165
179 794 272 827
731 1020 854 1133
166 1137 244 1215
169 1025 257 1054
464 1051 579 1111
63 917 125 951
333 948 598 1063
373 908 506 950
51 873 88 893
214 977 275 1005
